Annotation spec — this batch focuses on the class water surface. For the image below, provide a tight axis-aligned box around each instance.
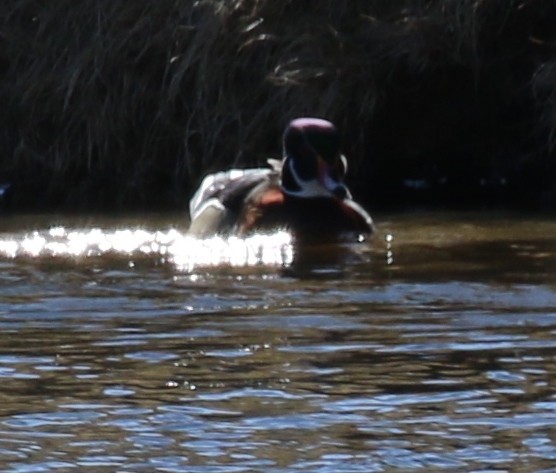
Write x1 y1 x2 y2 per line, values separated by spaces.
1 212 556 472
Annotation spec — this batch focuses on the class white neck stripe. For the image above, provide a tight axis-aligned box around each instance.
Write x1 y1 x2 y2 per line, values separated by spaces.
281 158 350 199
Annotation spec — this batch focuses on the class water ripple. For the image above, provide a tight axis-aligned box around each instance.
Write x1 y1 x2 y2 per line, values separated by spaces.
1 213 556 472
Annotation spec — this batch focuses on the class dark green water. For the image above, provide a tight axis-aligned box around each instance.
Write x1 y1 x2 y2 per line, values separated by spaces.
1 212 556 472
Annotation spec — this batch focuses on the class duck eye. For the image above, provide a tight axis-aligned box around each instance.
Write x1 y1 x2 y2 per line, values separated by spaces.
293 154 318 181
281 158 302 192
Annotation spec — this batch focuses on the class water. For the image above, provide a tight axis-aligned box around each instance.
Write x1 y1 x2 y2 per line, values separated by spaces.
1 211 556 472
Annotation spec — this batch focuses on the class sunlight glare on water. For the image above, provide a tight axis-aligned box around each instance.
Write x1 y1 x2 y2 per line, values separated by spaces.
0 226 294 271
168 231 294 271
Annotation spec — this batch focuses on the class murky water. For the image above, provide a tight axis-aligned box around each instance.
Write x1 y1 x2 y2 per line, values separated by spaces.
1 211 556 472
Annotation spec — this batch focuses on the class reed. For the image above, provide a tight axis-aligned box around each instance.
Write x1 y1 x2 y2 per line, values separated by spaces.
0 0 555 209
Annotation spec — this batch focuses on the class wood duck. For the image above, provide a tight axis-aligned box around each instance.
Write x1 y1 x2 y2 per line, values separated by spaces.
188 117 373 240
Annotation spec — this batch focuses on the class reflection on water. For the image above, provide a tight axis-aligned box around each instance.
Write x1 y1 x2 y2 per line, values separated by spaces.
1 212 556 472
0 225 294 271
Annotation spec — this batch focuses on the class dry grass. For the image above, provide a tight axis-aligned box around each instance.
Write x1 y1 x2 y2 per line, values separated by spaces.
0 0 555 209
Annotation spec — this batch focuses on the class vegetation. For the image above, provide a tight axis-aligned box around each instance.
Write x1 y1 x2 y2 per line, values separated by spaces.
0 0 555 210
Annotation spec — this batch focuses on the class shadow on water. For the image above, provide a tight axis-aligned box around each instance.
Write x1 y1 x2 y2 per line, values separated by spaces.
1 212 556 471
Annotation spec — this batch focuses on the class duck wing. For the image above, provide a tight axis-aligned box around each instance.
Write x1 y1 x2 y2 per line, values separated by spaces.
188 168 276 236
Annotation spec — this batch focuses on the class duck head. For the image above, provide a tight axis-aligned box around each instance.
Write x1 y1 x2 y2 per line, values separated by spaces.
280 118 351 200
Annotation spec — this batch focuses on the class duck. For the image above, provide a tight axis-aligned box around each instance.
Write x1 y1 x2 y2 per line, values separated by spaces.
187 117 373 240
